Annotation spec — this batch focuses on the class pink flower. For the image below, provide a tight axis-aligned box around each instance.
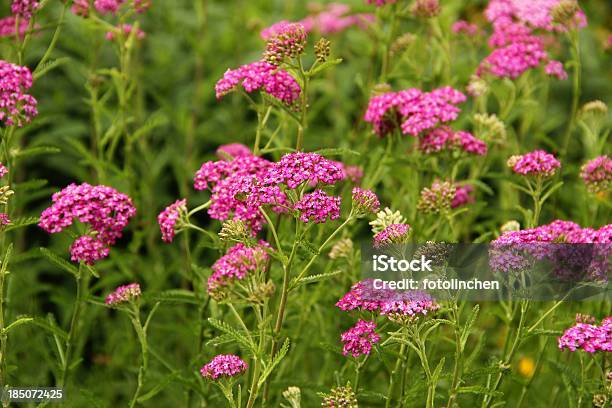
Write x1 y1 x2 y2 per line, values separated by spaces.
263 22 306 65
418 126 487 156
71 0 90 16
365 0 397 6
208 241 271 292
94 0 125 15
216 143 252 159
341 320 380 357
364 87 466 137
70 236 110 265
451 184 475 208
417 180 456 214
0 163 7 179
158 199 187 243
373 223 411 247
485 0 587 32
580 155 612 193
11 0 39 19
452 20 480 36
133 0 151 13
200 354 248 380
215 61 301 106
558 316 612 353
265 152 344 189
0 213 10 228
0 60 38 127
544 60 567 80
351 187 380 215
105 24 146 41
39 183 136 263
298 4 374 35
508 150 560 177
0 16 32 38
294 190 341 223
105 283 141 306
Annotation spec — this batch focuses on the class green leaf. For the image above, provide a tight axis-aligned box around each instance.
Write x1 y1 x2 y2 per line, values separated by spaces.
539 181 563 204
150 289 198 304
14 146 61 159
314 147 360 157
460 305 480 352
39 248 79 278
12 179 48 192
457 386 503 397
137 371 180 402
2 316 34 334
33 57 71 80
31 316 68 341
208 318 257 354
309 58 343 76
3 216 39 233
289 269 342 290
258 338 290 388
129 110 169 143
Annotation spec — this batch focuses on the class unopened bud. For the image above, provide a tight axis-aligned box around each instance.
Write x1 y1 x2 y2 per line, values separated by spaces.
315 38 331 63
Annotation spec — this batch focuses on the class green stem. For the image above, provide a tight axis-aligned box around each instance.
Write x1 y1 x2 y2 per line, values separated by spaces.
385 343 406 408
129 308 148 408
34 2 68 74
561 29 581 157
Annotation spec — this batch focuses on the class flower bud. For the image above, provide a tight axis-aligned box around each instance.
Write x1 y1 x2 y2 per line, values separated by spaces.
329 238 354 260
411 0 441 18
315 38 331 63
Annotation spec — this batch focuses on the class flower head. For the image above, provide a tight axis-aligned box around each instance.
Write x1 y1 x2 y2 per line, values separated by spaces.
373 223 411 247
208 241 271 292
0 61 38 127
544 60 567 80
558 316 612 353
411 0 441 18
215 61 301 106
370 207 406 234
71 0 90 16
70 235 110 265
0 213 11 230
417 180 456 214
320 384 358 408
451 184 475 208
351 187 380 216
418 126 487 156
94 0 125 15
158 199 188 243
216 143 252 159
0 16 32 38
200 354 248 380
265 152 344 189
11 0 39 19
0 163 7 179
294 190 341 224
452 20 480 36
105 283 141 306
263 22 306 65
580 156 611 193
340 320 380 357
508 150 560 177
106 24 146 41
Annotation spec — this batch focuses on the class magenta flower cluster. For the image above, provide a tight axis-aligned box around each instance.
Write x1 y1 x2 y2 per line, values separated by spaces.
0 16 31 38
418 126 487 156
364 86 467 137
263 22 306 65
508 150 561 177
351 187 380 215
451 185 475 208
0 60 38 127
106 24 146 41
215 61 301 106
105 283 141 306
11 0 39 19
158 199 187 243
580 155 611 193
340 320 380 357
452 20 480 36
0 163 7 179
294 190 341 223
38 183 136 264
216 143 252 159
558 316 612 353
265 152 344 188
208 241 271 292
200 354 248 380
373 223 411 248
544 60 568 80
94 0 125 15
485 0 586 32
493 220 611 245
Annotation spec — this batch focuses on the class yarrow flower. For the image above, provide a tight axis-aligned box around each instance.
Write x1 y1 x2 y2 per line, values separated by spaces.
216 143 252 159
485 0 586 32
215 61 301 106
105 283 141 306
366 0 397 6
0 16 32 38
558 316 612 353
373 223 411 247
369 207 406 234
263 22 306 65
452 20 480 36
364 86 467 137
0 60 38 127
0 163 7 179
294 190 341 223
11 0 39 19
507 150 560 177
351 187 380 216
158 199 187 243
39 183 136 264
544 60 567 80
320 384 358 408
94 0 125 15
451 184 475 208
208 241 271 293
340 320 380 357
418 126 487 156
105 24 146 41
410 0 441 18
71 0 90 16
265 152 344 188
417 180 456 214
580 156 611 193
200 354 248 380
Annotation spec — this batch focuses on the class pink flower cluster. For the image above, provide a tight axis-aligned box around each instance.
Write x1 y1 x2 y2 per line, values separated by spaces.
485 0 586 32
558 316 612 353
208 241 271 292
340 320 380 357
418 126 487 156
373 223 411 248
11 0 39 19
508 150 560 177
216 143 252 159
294 190 341 223
301 4 374 35
0 60 38 127
94 0 125 15
39 183 136 264
263 22 306 65
337 280 439 318
200 354 248 380
452 185 475 208
105 283 141 306
351 187 380 215
452 20 480 36
544 60 567 80
0 213 10 228
106 24 146 41
580 156 611 193
215 61 301 106
364 86 467 137
493 220 612 245
336 162 364 184
417 180 456 214
265 152 344 188
0 163 7 179
0 16 31 38
158 199 187 243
